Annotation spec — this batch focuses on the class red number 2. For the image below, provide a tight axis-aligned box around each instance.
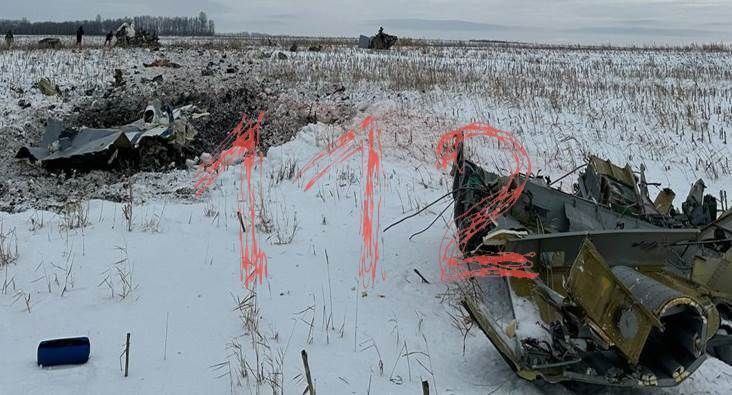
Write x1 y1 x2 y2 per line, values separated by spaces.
435 123 537 281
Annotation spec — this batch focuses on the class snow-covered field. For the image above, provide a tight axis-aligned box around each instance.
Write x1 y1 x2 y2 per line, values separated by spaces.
1 37 732 394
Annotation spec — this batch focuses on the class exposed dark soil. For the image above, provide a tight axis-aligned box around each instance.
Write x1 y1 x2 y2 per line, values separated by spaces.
69 74 314 157
0 53 355 213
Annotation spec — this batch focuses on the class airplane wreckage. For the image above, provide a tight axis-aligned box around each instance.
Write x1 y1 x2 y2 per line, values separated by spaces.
16 100 208 171
451 146 732 388
359 27 398 50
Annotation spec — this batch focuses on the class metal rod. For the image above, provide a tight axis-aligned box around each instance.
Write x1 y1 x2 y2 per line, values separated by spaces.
549 164 587 187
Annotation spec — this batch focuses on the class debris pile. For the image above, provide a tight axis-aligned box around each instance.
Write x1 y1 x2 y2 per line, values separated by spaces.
113 69 125 87
38 38 61 49
358 27 398 50
575 155 718 227
34 78 61 96
115 22 159 49
1 50 353 212
452 147 732 388
143 59 181 68
16 100 208 172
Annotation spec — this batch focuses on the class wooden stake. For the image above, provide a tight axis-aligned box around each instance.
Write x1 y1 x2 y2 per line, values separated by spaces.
413 269 430 284
124 333 130 377
164 312 169 361
236 211 247 233
301 349 315 395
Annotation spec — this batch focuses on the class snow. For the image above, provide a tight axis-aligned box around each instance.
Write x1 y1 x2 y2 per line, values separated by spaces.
0 120 730 394
2 38 732 394
0 123 524 394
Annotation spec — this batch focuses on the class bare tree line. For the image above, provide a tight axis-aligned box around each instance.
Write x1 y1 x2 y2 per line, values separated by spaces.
0 12 215 36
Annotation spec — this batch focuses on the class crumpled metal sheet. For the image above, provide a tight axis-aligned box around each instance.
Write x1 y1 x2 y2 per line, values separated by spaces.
43 128 130 161
16 101 206 168
588 155 636 188
358 35 371 49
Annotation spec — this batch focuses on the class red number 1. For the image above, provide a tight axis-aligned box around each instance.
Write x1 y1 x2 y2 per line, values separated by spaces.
194 113 268 287
299 117 383 286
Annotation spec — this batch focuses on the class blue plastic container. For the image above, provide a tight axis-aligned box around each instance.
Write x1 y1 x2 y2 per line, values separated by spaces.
37 337 90 367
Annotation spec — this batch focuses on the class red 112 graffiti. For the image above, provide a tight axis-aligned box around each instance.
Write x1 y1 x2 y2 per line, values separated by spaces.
194 114 536 287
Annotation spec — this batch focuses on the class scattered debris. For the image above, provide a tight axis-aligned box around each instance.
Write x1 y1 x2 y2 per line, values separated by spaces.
143 59 181 68
113 69 125 87
308 45 323 52
16 100 207 172
575 155 718 227
453 147 732 388
277 52 288 60
683 179 718 226
358 35 371 49
359 27 398 50
115 22 159 48
17 99 31 109
327 85 346 97
34 78 61 96
115 22 135 43
37 38 61 49
1 46 344 213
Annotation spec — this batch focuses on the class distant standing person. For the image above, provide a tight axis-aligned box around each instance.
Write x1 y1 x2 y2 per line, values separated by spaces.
76 25 84 47
105 31 113 46
4 30 13 48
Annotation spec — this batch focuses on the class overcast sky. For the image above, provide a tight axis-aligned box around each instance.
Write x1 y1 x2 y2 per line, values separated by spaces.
2 0 731 44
